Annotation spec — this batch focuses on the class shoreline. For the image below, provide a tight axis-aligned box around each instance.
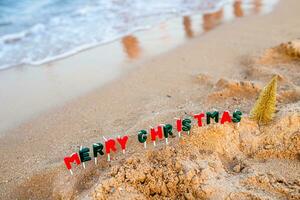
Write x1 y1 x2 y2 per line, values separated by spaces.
0 0 278 134
1 0 300 199
0 0 232 71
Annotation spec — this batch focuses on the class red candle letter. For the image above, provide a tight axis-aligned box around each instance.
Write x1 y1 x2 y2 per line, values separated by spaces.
64 153 81 170
176 119 182 132
150 126 163 141
194 113 205 127
105 139 117 154
117 135 129 150
221 111 232 124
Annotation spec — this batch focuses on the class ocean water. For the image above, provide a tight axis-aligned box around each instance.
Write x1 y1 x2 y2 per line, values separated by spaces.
0 0 280 133
0 0 230 70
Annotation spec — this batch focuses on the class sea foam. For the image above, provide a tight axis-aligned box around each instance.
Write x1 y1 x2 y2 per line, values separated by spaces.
0 0 230 70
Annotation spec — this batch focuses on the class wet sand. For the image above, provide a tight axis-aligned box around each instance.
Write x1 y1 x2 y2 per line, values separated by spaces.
0 0 299 199
0 0 278 133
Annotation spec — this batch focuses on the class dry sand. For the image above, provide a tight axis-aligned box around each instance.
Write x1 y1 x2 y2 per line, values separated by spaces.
0 0 299 199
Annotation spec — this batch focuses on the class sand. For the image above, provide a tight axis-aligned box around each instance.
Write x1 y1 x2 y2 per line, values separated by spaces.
92 115 300 200
91 38 300 199
0 0 299 199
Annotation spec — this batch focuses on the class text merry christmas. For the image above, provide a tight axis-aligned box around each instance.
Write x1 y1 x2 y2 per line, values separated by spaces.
64 110 242 175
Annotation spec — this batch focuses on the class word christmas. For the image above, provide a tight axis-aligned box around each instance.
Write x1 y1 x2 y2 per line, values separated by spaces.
64 110 242 175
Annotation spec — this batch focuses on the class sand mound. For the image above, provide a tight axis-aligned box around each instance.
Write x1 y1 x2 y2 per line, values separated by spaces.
204 78 261 111
209 78 260 100
242 40 300 106
282 40 300 58
278 88 300 104
92 114 299 200
257 39 300 65
245 40 300 85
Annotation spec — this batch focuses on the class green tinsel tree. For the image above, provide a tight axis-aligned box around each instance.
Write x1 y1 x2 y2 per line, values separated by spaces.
250 75 278 124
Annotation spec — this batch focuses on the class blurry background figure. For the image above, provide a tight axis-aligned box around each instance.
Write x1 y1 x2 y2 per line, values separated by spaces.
202 9 224 32
183 16 194 38
234 0 244 17
253 0 262 14
122 35 141 59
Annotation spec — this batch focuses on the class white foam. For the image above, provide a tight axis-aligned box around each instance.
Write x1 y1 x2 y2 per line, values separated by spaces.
0 0 231 70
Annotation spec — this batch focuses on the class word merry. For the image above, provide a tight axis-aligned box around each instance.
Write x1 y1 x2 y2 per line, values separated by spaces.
64 110 242 174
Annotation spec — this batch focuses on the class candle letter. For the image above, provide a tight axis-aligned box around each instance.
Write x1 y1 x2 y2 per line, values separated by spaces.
117 135 129 150
150 126 163 141
194 113 205 127
163 124 173 138
220 111 232 124
232 110 243 123
93 143 104 157
64 153 81 170
206 111 219 124
105 139 117 154
138 130 148 143
79 147 91 162
182 118 192 131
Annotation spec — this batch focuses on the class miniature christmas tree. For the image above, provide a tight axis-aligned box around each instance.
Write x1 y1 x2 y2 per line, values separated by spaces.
250 75 278 124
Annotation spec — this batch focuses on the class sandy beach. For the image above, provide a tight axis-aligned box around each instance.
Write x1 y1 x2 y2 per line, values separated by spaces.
0 0 299 199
